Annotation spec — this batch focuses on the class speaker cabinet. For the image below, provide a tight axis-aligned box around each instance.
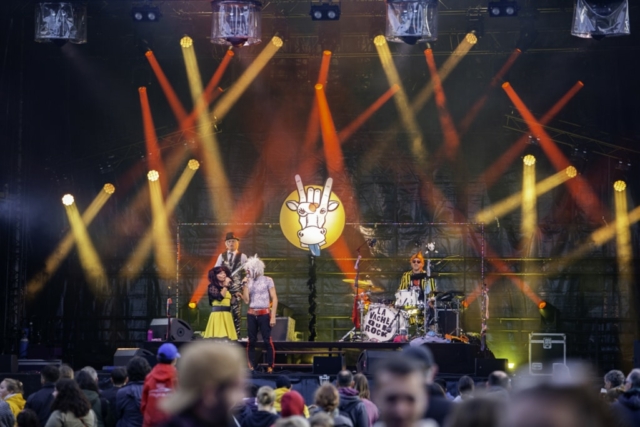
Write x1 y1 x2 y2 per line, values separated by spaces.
357 350 394 375
113 348 155 367
313 356 344 375
149 318 193 342
475 358 507 377
257 317 296 342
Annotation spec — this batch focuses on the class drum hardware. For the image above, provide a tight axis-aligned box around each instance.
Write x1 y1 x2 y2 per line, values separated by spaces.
343 279 385 293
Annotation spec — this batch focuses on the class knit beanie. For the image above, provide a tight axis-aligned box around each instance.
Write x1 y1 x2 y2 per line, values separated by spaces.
280 390 305 417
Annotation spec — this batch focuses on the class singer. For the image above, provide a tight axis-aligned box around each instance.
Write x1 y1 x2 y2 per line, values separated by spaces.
202 266 238 340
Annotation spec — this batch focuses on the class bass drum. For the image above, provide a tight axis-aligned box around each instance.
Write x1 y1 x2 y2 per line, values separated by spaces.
363 304 406 342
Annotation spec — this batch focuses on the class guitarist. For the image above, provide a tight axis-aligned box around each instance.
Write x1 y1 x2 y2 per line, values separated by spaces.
215 232 247 338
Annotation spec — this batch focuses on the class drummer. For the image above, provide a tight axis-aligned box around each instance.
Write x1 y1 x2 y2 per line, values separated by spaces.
397 252 437 297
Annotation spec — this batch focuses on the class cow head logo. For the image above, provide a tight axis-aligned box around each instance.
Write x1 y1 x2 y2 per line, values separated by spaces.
280 174 345 256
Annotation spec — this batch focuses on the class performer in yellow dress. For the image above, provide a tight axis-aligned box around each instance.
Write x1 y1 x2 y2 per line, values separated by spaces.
203 266 239 340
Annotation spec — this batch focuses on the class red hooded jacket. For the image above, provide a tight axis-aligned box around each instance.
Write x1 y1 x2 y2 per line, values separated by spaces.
140 363 177 427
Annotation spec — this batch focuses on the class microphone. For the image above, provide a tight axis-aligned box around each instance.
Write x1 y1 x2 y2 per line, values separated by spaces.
367 238 377 248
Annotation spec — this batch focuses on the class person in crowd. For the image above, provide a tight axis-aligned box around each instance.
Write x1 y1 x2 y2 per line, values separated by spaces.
215 232 248 338
353 374 377 427
0 378 26 419
116 357 150 427
76 370 108 427
452 377 474 402
335 371 367 427
402 345 451 426
234 383 259 426
44 379 96 427
274 377 309 418
16 409 39 427
273 417 308 427
505 382 614 427
141 343 179 427
444 395 503 427
485 371 510 399
602 369 626 403
159 341 247 427
25 364 60 427
0 400 14 427
372 355 436 427
308 412 333 427
281 391 306 419
611 368 640 426
240 255 278 373
203 266 239 340
433 380 453 401
240 386 279 427
101 367 127 427
59 365 74 380
312 383 352 427
81 368 100 391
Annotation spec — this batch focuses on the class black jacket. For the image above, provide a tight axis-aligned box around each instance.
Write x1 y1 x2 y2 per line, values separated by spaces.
116 381 144 427
337 389 368 427
25 383 56 427
239 410 279 427
424 394 453 427
612 389 640 427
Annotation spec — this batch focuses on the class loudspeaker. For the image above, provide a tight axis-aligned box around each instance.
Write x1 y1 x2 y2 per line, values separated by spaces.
313 356 344 375
475 358 507 377
149 318 193 342
357 350 393 375
0 355 18 373
113 348 155 367
436 310 458 334
257 317 295 342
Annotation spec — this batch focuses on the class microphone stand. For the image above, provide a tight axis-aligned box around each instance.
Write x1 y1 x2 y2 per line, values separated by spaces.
340 245 367 342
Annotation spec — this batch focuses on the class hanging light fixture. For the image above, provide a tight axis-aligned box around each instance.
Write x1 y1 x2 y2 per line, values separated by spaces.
385 0 438 45
572 0 629 39
210 0 263 47
34 2 87 44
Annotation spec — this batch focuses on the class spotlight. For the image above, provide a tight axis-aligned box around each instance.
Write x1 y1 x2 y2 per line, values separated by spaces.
615 159 631 172
539 301 558 332
187 159 200 171
180 36 193 48
103 183 116 194
507 362 515 370
271 36 283 47
538 301 546 310
488 1 519 17
62 194 75 206
188 302 197 309
466 9 484 38
565 166 577 178
569 146 589 174
131 5 162 22
210 0 263 47
614 180 626 192
385 0 439 44
465 32 478 45
373 35 386 46
523 154 536 166
309 3 341 21
147 170 160 181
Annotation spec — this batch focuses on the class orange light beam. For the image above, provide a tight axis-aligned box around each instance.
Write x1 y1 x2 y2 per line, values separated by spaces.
338 84 399 144
458 49 522 135
502 82 605 223
317 50 332 86
139 87 169 193
424 49 460 160
480 81 584 188
145 50 188 123
316 84 345 173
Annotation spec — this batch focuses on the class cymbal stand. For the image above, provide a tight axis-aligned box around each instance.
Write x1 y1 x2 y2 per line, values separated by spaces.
340 250 367 342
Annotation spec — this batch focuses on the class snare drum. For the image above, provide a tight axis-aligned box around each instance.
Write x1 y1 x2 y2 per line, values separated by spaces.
395 288 421 309
363 304 406 342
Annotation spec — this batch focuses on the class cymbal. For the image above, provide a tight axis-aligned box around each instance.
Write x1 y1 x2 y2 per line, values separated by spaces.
343 279 374 286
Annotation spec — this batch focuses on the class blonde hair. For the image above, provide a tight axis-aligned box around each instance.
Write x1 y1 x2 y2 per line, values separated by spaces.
353 373 370 399
243 255 265 277
2 378 23 394
314 383 340 413
256 386 276 407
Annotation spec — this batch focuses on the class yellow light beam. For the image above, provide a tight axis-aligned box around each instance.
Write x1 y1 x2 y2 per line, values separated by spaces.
148 174 176 280
120 163 199 279
475 167 575 223
521 159 537 253
64 202 107 293
26 186 114 298
180 37 233 222
615 187 633 279
411 34 477 113
373 36 426 165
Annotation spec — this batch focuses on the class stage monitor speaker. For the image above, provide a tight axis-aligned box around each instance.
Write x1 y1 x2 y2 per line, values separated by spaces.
357 350 394 375
0 355 18 373
313 356 344 375
149 318 193 342
475 358 507 377
257 317 296 342
113 348 155 367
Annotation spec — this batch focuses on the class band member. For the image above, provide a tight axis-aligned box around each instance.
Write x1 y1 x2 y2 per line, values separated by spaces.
397 252 436 295
215 232 247 337
203 266 238 340
240 255 278 373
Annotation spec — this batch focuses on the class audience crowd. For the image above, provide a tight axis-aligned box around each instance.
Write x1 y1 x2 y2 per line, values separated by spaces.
2 340 640 427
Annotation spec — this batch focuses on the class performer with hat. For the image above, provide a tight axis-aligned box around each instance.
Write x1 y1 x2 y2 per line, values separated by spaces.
215 232 247 337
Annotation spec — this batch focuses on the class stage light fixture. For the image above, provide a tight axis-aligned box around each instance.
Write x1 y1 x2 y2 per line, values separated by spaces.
103 183 115 194
180 36 193 48
188 301 197 309
310 3 341 21
572 0 629 39
62 194 75 206
488 1 518 17
569 145 589 174
373 35 386 46
147 170 160 181
614 180 626 192
272 36 283 47
465 32 478 45
210 0 263 47
565 166 577 178
466 9 484 38
131 5 162 22
35 2 87 44
385 0 438 45
523 154 536 166
539 301 558 332
188 159 200 171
